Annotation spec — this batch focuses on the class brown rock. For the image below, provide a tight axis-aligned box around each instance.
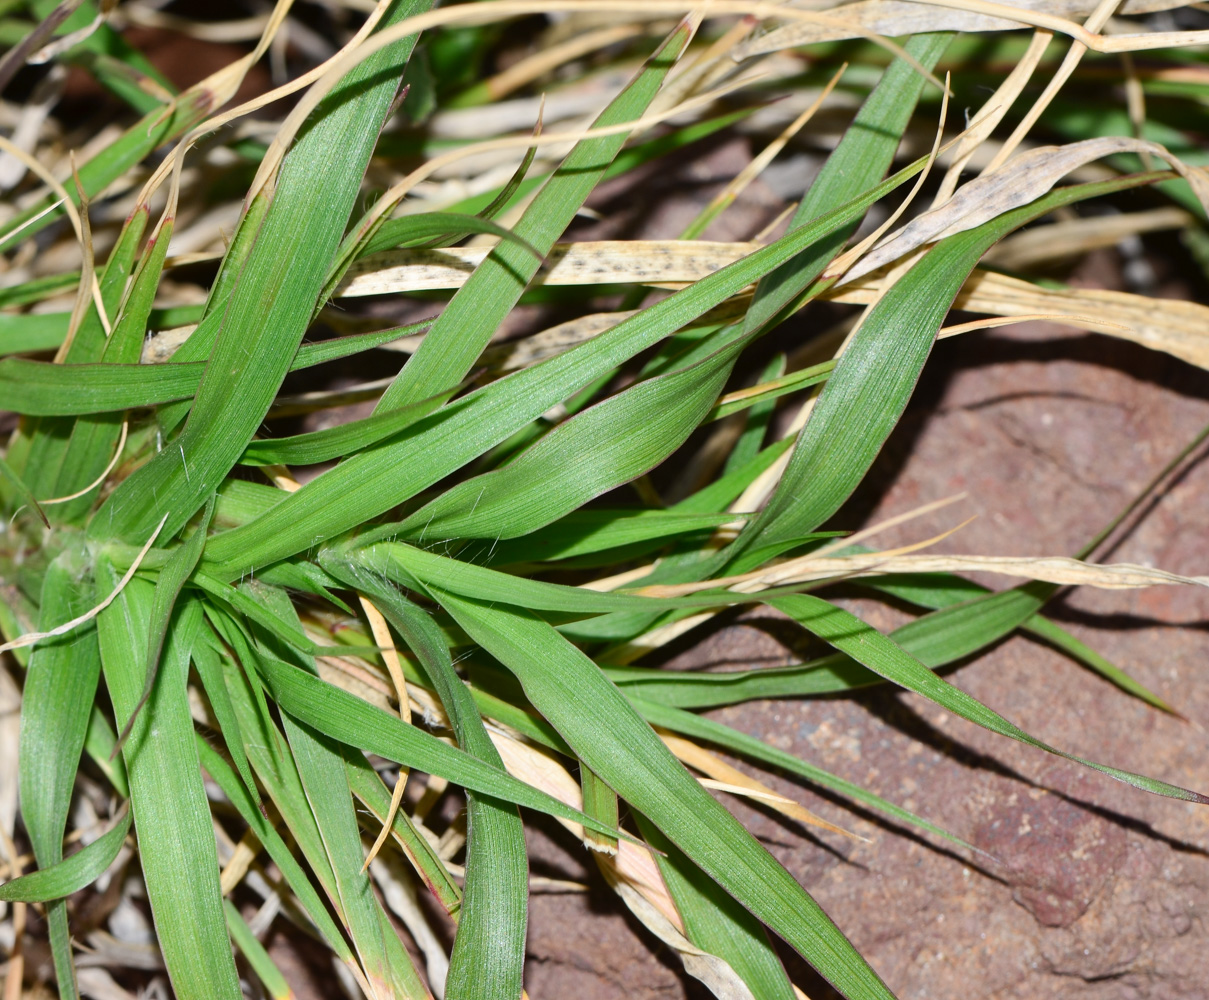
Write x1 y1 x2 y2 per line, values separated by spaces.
971 774 1128 927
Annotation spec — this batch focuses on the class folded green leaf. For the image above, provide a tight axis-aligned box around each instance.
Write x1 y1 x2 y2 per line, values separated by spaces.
0 806 131 903
737 172 1173 564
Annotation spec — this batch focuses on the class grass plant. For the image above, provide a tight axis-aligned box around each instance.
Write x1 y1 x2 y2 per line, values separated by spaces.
3 2 1209 998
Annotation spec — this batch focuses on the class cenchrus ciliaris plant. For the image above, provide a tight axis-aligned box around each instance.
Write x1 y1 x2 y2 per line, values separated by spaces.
4 1 1209 998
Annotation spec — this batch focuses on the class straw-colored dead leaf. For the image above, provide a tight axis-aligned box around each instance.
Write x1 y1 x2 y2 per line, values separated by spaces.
828 267 1209 370
837 137 1209 284
337 240 760 296
602 873 759 1000
658 729 865 840
641 552 1209 597
736 0 1186 56
982 206 1191 270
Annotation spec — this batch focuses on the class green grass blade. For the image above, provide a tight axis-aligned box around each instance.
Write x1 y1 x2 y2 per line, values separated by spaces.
353 210 540 262
855 573 1174 711
707 361 833 423
606 658 872 706
345 571 527 1000
633 698 976 853
374 19 695 414
771 593 1207 803
0 806 131 903
19 205 148 507
115 495 214 751
283 718 400 1000
0 271 80 309
43 212 172 522
90 0 432 544
0 321 429 418
580 765 619 854
195 736 359 967
17 548 102 999
95 570 241 1000
224 900 295 1000
84 706 128 798
482 509 740 565
0 312 70 355
397 332 742 541
202 607 372 992
742 33 951 335
737 172 1170 563
605 584 1114 706
433 588 900 1000
722 354 786 475
344 753 462 914
348 540 802 618
254 572 428 1000
201 155 929 578
0 357 203 415
0 454 47 526
192 630 258 800
240 383 461 467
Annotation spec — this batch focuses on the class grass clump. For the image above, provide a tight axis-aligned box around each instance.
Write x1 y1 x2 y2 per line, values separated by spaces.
2 2 1209 998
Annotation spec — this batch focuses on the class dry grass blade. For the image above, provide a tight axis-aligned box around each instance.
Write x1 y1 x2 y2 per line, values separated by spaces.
338 240 760 295
681 62 848 239
811 494 969 558
734 0 1186 54
932 28 1053 205
657 730 866 840
900 0 1209 53
979 0 1120 173
650 551 1209 594
0 137 107 350
823 70 951 284
475 23 650 102
218 831 259 896
0 825 24 1000
839 137 1209 284
828 267 1209 370
248 0 944 202
981 206 1191 269
356 596 411 872
135 0 382 224
39 422 128 506
485 727 764 998
935 312 1132 337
